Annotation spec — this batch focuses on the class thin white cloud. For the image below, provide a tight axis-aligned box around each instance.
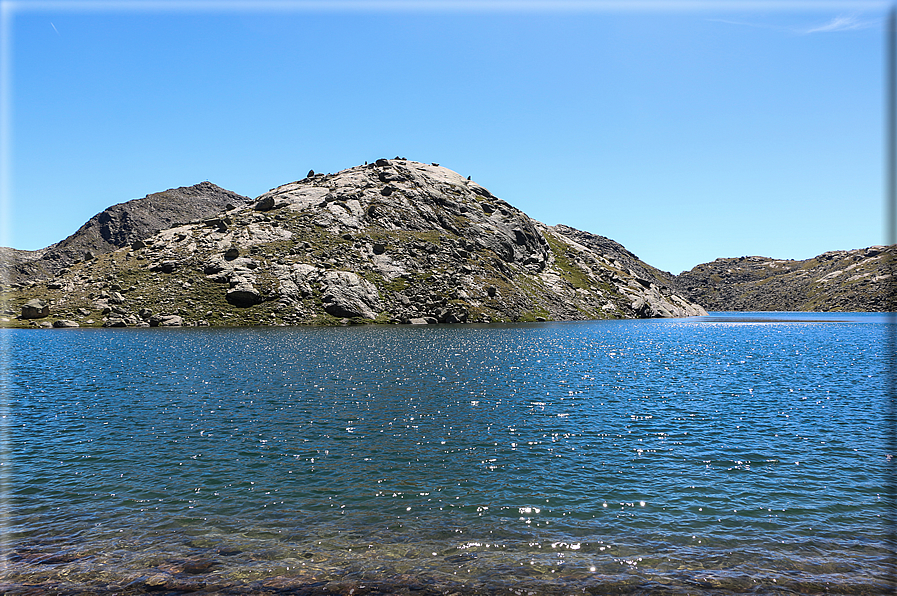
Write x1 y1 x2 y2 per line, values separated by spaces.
803 14 877 33
709 13 881 34
706 17 790 31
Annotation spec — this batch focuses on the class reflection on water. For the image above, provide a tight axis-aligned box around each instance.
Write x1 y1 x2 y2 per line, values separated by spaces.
3 315 894 594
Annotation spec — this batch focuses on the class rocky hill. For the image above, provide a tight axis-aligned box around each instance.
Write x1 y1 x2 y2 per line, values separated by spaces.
1 181 252 284
673 247 895 312
0 159 706 328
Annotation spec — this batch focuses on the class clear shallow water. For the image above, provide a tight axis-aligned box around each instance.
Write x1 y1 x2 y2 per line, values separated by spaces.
2 313 894 595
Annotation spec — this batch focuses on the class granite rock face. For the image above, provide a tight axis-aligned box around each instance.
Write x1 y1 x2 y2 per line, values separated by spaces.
320 270 382 319
1 160 707 327
673 247 896 312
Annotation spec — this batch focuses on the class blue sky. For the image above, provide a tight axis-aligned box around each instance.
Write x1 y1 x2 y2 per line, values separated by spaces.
1 0 889 274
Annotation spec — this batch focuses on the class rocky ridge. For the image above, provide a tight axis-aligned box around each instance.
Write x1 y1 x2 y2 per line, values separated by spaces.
2 181 252 284
673 247 895 312
0 159 706 328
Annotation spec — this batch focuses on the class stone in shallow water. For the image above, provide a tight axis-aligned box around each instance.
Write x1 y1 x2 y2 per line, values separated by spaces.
181 558 217 574
144 572 173 589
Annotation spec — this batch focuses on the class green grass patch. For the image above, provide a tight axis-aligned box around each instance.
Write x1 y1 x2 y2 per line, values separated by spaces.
516 306 550 322
385 277 409 292
543 232 591 289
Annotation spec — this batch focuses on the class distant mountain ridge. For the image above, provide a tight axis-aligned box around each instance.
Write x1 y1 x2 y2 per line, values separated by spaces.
2 181 252 283
672 247 895 312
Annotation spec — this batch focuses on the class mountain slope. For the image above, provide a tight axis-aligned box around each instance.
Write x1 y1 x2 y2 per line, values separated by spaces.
673 247 895 312
1 181 252 284
1 159 706 327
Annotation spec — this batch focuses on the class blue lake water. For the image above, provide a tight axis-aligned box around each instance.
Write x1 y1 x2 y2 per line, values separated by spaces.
2 313 894 595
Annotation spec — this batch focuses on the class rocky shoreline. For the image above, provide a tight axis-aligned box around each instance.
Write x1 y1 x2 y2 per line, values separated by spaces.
2 574 871 596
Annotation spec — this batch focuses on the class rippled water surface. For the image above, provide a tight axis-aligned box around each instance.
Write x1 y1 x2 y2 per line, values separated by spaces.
2 313 894 594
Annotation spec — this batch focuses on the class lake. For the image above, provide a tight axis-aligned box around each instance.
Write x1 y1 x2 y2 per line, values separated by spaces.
2 312 894 595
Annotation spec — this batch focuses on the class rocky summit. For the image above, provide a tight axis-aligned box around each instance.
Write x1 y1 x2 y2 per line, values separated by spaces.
0 159 706 328
673 247 896 312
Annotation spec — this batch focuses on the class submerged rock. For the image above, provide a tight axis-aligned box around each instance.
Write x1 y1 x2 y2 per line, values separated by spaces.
181 558 217 574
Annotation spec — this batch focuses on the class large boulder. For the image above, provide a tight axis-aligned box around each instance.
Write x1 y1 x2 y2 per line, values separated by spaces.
52 319 79 328
254 196 276 211
276 263 319 302
320 271 381 319
226 278 263 307
149 314 184 327
21 299 49 319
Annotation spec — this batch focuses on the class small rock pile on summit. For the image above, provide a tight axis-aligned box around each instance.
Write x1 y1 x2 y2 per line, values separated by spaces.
1 159 706 328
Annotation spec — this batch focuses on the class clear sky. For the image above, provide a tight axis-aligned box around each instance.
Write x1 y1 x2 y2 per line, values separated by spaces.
0 0 889 274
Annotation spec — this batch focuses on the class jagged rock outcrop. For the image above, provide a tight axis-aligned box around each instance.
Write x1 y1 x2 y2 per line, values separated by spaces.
0 160 707 328
1 181 252 284
673 247 895 312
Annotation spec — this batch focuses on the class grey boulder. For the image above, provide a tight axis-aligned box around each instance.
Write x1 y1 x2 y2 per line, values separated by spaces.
226 279 263 307
52 319 79 328
149 314 184 327
321 271 381 319
21 299 49 319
